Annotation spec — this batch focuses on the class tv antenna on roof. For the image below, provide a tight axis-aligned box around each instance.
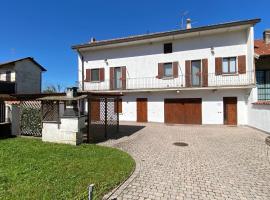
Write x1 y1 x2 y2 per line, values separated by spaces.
180 10 189 30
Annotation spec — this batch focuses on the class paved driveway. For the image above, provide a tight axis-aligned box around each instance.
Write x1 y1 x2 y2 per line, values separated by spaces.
101 122 270 200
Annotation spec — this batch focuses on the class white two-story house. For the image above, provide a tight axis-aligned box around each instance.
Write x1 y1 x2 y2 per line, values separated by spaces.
72 18 260 126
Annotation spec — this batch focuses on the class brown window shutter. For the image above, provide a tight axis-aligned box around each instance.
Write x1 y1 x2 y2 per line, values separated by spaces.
202 59 208 87
185 60 191 87
215 57 222 75
99 68 105 82
173 62 178 78
238 55 246 74
85 69 91 82
110 67 114 90
121 66 126 90
157 63 164 79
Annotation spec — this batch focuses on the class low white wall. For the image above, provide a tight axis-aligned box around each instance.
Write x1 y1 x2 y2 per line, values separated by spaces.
248 104 270 133
248 87 270 133
120 89 249 125
42 116 85 145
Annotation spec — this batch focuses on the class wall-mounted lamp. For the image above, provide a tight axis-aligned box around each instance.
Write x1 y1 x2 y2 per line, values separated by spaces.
211 47 215 55
176 90 180 94
104 59 108 65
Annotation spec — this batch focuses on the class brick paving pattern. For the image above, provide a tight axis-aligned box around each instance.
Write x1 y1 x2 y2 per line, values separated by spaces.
101 122 270 200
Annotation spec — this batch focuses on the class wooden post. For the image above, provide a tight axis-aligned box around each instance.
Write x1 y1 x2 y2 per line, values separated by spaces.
87 98 91 143
57 101 60 129
116 97 119 133
104 98 108 139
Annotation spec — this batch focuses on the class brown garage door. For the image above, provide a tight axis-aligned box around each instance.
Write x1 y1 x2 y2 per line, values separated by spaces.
164 98 202 124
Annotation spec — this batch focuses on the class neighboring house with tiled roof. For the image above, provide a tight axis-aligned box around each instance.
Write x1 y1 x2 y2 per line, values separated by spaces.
0 57 46 94
249 30 270 132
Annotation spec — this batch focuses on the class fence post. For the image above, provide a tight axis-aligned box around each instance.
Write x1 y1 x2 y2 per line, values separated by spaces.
88 184 94 200
87 98 91 143
116 97 119 133
104 98 107 139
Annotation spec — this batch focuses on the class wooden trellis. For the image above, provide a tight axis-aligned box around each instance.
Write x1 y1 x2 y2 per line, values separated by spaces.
20 101 42 136
87 97 119 142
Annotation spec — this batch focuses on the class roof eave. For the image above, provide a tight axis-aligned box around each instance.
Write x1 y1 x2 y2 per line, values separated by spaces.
71 18 261 50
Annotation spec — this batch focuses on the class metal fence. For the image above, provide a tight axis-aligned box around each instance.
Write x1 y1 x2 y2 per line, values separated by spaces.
0 101 5 123
84 71 255 91
20 101 42 136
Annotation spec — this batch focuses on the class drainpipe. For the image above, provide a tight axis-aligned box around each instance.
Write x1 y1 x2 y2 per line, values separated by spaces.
77 49 84 91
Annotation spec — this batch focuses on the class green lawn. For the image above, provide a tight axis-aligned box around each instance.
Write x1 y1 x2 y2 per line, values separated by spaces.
0 137 135 200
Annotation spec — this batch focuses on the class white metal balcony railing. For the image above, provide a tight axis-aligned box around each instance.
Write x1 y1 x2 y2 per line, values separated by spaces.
85 71 255 91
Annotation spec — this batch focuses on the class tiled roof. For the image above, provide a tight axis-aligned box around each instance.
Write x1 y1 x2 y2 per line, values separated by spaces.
72 18 261 50
254 40 270 56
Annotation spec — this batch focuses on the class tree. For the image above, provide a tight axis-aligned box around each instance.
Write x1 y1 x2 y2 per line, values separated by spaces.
43 84 62 93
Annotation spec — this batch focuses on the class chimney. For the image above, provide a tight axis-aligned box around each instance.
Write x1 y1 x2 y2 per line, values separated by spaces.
186 18 192 29
90 37 96 43
263 30 270 44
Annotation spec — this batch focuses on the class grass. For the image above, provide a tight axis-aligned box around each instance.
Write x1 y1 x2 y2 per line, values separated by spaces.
0 137 135 200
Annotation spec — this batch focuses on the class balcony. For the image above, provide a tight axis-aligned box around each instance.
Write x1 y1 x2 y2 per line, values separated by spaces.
84 71 255 91
0 81 15 94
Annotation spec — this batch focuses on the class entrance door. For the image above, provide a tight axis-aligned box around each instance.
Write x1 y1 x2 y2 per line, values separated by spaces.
137 98 147 122
114 67 122 89
223 97 237 125
191 60 201 86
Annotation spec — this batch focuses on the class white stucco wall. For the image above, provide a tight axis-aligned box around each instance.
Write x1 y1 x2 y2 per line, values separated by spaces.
247 88 270 133
42 117 85 145
120 89 249 125
15 59 42 93
78 27 254 91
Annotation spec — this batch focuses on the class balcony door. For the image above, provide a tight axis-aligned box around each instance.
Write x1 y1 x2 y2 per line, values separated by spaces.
191 60 201 86
114 67 122 89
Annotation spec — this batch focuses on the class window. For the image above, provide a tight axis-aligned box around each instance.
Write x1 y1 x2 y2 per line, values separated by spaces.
222 57 236 74
163 63 173 77
164 43 172 54
6 71 11 82
91 69 100 81
256 70 270 100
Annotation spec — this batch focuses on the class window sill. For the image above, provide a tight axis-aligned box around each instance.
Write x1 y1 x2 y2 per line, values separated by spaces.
162 76 174 80
221 73 238 76
90 81 101 83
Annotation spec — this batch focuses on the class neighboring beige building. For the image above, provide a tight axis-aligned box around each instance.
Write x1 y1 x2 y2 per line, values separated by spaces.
0 57 46 94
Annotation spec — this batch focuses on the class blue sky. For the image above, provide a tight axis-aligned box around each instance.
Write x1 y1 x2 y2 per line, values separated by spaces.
0 0 269 90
